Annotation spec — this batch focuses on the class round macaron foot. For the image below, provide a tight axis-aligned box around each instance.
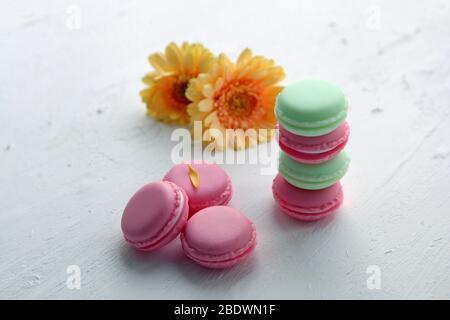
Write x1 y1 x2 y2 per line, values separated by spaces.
277 200 342 222
272 174 344 222
181 206 256 269
163 161 232 217
121 181 189 251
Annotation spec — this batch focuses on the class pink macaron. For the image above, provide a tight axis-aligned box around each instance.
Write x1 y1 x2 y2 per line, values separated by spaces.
121 181 189 251
181 206 256 269
277 122 350 164
272 174 343 221
163 161 232 216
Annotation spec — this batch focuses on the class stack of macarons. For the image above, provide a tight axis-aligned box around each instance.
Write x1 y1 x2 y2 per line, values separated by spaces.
272 80 350 221
120 161 257 269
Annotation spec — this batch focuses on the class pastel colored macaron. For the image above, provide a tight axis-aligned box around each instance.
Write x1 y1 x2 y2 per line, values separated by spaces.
275 79 348 137
272 174 343 221
277 122 350 164
181 206 256 269
278 150 350 190
163 161 232 216
121 181 189 251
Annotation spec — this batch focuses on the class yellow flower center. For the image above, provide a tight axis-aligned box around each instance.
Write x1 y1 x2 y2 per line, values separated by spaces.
216 81 260 129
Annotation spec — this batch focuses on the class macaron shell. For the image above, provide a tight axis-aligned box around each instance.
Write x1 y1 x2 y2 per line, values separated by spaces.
163 161 232 215
181 206 256 269
278 122 350 154
272 174 343 221
278 150 350 190
275 80 348 136
277 122 350 164
121 181 189 251
277 205 341 222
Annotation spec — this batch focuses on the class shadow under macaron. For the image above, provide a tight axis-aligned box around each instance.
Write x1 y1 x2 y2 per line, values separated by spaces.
173 249 259 289
118 232 259 285
118 237 186 273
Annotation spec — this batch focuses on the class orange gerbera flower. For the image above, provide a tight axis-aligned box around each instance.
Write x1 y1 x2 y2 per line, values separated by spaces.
186 49 285 149
140 42 214 125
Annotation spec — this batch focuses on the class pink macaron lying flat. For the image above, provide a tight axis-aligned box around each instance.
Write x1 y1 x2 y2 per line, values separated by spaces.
163 161 232 216
121 181 189 251
277 122 350 164
272 174 343 222
181 206 256 269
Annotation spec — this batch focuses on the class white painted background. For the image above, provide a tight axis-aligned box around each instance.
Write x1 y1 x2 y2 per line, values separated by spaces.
1 0 450 299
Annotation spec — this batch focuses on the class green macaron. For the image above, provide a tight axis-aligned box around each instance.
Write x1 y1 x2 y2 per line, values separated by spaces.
275 80 348 137
278 150 350 190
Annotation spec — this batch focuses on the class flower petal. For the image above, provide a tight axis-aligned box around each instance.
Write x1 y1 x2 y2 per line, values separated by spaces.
198 99 214 112
187 164 199 188
203 111 217 127
214 77 224 91
183 50 194 72
165 43 182 71
142 71 159 85
149 53 169 72
202 84 214 98
237 48 252 67
260 67 285 86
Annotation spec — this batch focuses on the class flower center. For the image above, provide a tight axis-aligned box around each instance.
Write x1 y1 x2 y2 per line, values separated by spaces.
227 92 255 117
216 82 260 129
172 78 191 107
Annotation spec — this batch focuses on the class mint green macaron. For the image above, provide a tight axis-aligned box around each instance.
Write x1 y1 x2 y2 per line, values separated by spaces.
275 80 348 137
278 150 350 190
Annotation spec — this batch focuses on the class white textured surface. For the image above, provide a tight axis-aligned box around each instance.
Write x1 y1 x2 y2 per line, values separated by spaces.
1 0 450 299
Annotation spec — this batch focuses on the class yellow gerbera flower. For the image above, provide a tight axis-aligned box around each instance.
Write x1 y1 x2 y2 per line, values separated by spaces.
186 49 285 150
140 42 214 125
